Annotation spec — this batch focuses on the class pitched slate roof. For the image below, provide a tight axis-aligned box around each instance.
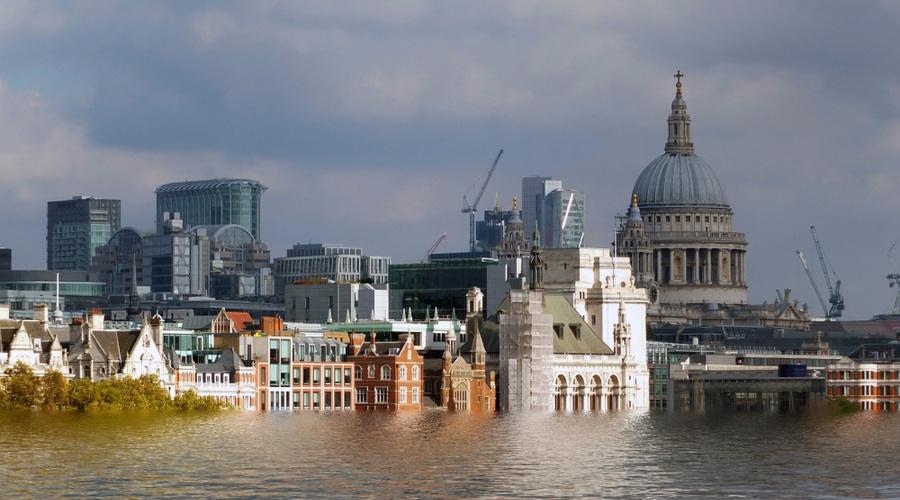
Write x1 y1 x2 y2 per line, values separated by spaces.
460 292 613 356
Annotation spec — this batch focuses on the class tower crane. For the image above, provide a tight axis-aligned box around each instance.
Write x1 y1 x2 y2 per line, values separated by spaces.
796 226 844 319
810 226 844 319
888 236 900 315
796 251 830 318
422 233 446 263
462 149 503 252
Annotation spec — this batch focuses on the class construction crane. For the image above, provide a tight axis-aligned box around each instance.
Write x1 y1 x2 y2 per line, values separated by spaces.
796 251 830 318
422 233 446 263
796 226 844 319
462 149 503 252
810 226 844 319
888 236 900 315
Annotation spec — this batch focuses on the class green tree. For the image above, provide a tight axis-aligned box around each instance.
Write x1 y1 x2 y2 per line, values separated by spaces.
41 370 70 410
68 378 99 411
4 362 40 409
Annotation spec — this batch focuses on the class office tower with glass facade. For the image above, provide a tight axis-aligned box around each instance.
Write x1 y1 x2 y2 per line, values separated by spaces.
155 178 267 240
520 177 584 249
47 196 121 271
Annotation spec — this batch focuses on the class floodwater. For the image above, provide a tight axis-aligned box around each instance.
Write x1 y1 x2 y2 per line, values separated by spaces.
2 404 897 498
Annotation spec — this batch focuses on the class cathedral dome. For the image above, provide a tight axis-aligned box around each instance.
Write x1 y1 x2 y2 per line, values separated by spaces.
632 70 730 210
632 152 729 208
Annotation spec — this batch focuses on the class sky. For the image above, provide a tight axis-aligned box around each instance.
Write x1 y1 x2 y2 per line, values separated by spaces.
0 1 898 320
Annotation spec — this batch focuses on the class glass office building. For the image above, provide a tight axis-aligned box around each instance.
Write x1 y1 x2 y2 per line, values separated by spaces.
47 196 121 271
155 178 267 240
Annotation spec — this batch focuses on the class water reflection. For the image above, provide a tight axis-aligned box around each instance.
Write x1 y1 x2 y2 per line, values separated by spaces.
3 406 900 498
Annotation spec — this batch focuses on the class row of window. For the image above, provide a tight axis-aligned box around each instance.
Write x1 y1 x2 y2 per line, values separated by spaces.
829 370 900 381
292 366 353 386
355 386 421 405
356 364 420 381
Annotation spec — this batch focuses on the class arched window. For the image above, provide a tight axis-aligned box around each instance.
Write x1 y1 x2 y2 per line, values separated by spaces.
355 365 362 380
412 366 420 381
381 365 391 380
399 366 407 381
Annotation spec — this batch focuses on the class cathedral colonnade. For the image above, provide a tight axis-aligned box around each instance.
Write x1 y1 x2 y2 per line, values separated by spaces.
651 247 746 286
553 373 630 412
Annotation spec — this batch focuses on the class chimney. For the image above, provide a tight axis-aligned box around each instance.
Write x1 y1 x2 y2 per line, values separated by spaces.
89 308 105 331
349 331 365 355
34 303 49 323
150 314 163 347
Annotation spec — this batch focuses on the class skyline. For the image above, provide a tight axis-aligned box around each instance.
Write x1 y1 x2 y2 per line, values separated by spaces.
0 2 898 319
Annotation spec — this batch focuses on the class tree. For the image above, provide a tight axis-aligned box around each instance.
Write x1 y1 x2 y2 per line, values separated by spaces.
4 362 40 409
41 370 70 410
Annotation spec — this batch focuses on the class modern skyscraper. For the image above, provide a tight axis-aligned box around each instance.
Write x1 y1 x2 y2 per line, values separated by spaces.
47 196 121 271
520 177 584 249
155 178 267 240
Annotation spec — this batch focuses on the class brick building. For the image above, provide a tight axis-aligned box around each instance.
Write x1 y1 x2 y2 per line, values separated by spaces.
348 331 424 410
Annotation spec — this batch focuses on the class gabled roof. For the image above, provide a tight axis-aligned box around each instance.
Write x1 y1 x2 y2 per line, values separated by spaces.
226 312 253 332
460 292 613 356
91 330 141 362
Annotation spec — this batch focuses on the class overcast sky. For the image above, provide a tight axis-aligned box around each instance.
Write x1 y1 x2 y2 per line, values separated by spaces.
0 1 898 320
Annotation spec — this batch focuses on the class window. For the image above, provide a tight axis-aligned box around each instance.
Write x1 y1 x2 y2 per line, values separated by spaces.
665 216 670 222
325 392 332 409
345 391 352 409
293 368 300 385
356 388 367 404
399 366 407 381
313 392 320 410
313 368 320 384
344 368 351 385
412 366 419 381
303 392 310 409
260 366 267 385
325 368 332 385
399 387 408 404
591 315 596 326
303 367 310 385
368 365 375 379
381 365 391 380
376 387 388 404
412 387 420 404
355 365 362 381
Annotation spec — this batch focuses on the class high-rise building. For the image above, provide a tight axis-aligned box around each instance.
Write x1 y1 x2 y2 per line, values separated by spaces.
155 178 267 240
520 177 584 249
47 196 121 271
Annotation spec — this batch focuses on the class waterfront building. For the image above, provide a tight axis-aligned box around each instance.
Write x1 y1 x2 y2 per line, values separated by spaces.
826 342 900 411
285 282 389 323
439 288 496 411
347 331 424 410
616 73 747 308
274 243 390 297
173 348 257 408
0 304 69 378
47 196 121 271
669 354 826 411
155 178 266 241
0 270 105 315
244 330 355 411
472 231 650 412
67 311 174 393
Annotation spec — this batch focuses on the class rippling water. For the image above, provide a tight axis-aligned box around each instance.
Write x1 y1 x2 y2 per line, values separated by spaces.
3 404 898 499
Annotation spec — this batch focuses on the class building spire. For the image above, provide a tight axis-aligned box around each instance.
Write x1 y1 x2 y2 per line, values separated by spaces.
665 70 694 155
